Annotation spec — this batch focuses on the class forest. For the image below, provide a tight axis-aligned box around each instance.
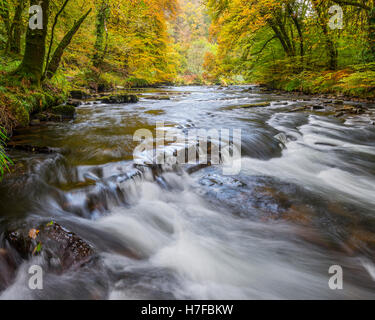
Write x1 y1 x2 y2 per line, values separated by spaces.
0 0 375 301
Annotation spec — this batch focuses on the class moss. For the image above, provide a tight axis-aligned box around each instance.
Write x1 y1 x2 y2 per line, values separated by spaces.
9 99 29 127
44 93 56 108
51 105 76 118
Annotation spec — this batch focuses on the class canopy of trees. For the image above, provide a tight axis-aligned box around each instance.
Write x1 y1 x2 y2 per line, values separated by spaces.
205 0 375 92
0 0 180 88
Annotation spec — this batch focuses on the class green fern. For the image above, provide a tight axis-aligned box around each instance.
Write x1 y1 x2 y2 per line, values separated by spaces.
0 126 12 180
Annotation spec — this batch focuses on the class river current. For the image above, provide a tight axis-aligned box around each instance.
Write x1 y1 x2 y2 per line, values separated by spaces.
1 86 375 299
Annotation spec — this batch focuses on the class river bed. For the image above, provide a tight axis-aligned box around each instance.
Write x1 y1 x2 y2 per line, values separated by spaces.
1 86 375 299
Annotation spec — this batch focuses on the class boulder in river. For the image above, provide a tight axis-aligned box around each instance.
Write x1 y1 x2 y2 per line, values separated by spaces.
223 102 271 110
143 95 171 101
67 99 83 108
69 90 90 100
4 222 94 272
51 105 76 120
100 94 139 104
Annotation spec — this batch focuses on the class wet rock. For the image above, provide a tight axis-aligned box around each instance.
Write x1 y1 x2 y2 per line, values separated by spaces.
34 113 49 121
289 106 309 113
85 192 108 215
185 163 211 175
289 104 327 113
333 100 344 105
4 222 94 271
67 99 82 108
144 109 166 115
69 90 90 100
7 142 61 154
143 95 171 101
223 102 270 110
335 105 367 115
310 105 325 110
334 112 345 118
200 174 246 188
101 94 138 104
30 119 41 126
51 105 76 120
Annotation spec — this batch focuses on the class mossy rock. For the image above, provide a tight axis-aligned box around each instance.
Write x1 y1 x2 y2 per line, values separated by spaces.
69 89 89 100
51 105 76 119
101 94 138 104
9 98 29 127
35 113 49 121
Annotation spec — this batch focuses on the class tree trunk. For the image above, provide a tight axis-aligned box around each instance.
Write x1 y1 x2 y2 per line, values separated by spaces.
312 0 338 70
93 0 110 68
7 0 26 54
15 0 49 85
369 8 375 59
44 9 92 79
0 0 10 31
0 0 11 47
331 1 374 61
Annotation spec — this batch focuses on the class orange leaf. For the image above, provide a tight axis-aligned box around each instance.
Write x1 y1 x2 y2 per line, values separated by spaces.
29 229 40 240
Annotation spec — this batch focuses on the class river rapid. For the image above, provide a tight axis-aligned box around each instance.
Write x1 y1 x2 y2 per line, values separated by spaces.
1 85 375 299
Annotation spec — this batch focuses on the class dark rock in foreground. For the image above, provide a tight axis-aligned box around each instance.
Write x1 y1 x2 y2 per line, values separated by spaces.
4 222 94 272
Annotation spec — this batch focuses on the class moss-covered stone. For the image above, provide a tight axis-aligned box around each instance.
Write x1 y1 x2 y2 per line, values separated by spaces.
69 89 89 100
51 105 76 119
100 94 139 104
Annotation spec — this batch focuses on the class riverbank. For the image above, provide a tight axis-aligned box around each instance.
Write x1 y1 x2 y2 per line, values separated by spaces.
255 66 375 100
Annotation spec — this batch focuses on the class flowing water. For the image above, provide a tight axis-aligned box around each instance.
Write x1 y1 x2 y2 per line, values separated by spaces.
1 86 375 299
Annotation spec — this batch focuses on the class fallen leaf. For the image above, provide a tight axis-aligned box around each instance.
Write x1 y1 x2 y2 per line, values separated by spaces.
29 229 40 239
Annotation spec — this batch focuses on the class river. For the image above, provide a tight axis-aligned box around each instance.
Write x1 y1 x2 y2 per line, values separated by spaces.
1 86 375 299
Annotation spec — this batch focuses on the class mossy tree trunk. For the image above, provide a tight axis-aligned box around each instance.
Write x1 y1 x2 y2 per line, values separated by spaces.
369 8 375 59
44 9 92 79
0 0 10 37
93 0 110 68
15 0 49 85
7 0 26 54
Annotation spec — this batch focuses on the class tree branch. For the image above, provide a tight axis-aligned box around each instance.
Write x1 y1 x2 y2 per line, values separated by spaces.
331 0 371 11
44 0 70 78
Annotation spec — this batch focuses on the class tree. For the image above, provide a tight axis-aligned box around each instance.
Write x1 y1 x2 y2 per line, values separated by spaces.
331 0 375 61
15 0 50 85
6 0 26 54
93 0 110 68
311 0 338 70
44 9 92 79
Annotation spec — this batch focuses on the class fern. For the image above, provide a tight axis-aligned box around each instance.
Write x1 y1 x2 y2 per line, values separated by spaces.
0 126 12 180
